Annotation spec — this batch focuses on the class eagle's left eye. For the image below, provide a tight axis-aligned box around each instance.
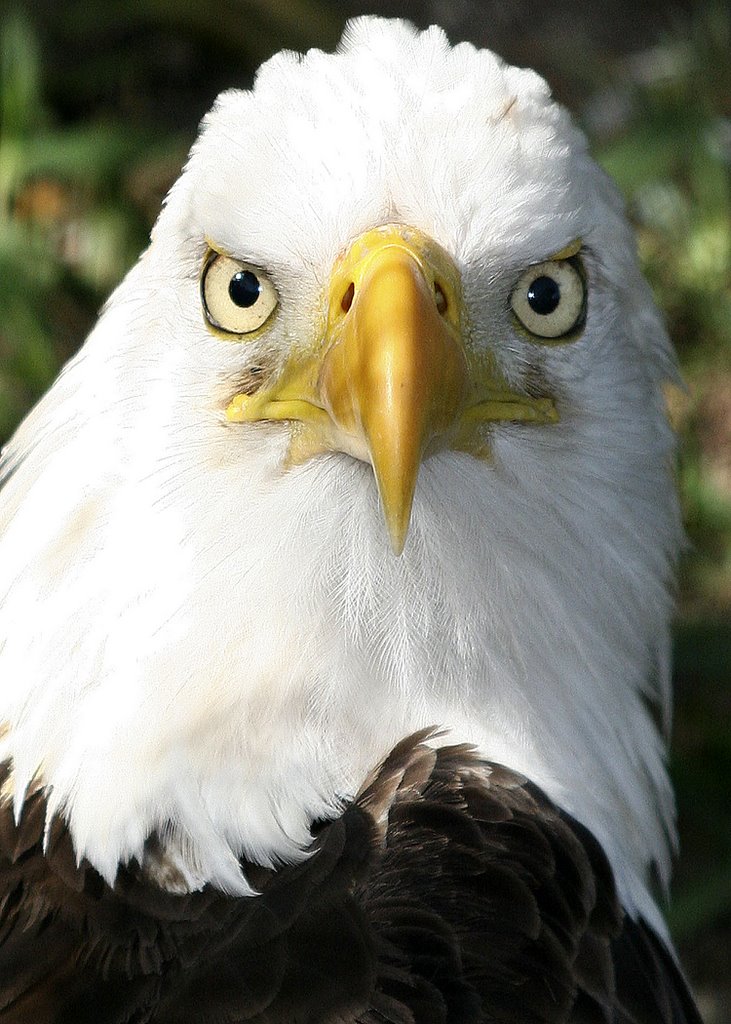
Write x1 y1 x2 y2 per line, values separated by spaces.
510 257 586 340
201 253 278 336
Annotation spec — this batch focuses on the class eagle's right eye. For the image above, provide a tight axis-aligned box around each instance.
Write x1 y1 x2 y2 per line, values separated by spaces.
201 253 278 337
510 256 586 341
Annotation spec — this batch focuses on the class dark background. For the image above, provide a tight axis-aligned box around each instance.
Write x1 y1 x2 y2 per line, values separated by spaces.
0 1 729 1018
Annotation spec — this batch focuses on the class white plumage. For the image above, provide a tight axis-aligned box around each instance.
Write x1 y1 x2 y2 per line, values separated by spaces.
0 14 682 951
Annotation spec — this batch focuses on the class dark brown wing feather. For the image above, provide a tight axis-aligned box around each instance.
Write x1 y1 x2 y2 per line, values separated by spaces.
0 735 703 1024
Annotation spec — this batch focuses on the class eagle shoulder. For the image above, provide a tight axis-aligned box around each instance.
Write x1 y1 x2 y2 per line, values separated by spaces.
0 735 700 1023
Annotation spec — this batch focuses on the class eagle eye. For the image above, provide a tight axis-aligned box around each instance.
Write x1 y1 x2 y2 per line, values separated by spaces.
201 253 278 336
510 257 586 340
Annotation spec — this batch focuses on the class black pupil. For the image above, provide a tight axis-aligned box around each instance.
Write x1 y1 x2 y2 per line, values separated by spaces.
527 275 560 316
229 271 261 308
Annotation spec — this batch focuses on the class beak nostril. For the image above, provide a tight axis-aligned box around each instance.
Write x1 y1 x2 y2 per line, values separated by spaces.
434 281 448 316
341 282 355 314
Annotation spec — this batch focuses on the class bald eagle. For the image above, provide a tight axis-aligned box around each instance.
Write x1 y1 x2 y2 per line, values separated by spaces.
0 17 702 1024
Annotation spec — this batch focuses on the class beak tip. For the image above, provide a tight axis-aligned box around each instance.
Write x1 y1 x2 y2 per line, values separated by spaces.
371 444 421 555
383 501 412 557
388 528 408 557
375 468 415 558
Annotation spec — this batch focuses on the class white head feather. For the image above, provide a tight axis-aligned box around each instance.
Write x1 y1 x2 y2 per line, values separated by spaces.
0 18 681 933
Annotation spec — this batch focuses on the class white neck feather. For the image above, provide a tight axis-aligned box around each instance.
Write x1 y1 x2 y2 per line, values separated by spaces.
0 329 680 939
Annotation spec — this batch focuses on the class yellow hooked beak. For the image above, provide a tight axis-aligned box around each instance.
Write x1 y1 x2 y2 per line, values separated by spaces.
226 224 558 554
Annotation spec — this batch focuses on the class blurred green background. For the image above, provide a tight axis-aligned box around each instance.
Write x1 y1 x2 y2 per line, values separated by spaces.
0 0 729 1018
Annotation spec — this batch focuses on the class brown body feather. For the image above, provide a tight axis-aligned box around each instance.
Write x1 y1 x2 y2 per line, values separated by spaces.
0 733 701 1024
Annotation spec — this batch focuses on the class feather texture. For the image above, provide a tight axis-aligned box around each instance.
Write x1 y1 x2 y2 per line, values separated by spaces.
0 15 694 1016
0 20 682 928
0 733 700 1023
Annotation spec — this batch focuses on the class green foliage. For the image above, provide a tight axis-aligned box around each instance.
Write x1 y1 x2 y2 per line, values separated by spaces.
0 8 189 440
